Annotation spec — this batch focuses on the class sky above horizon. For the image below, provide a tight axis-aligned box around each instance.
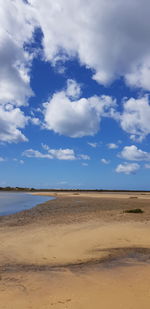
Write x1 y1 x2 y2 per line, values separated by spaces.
1 0 150 190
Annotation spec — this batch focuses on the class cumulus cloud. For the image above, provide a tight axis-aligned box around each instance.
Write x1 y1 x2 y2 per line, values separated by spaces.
28 0 150 89
0 105 28 143
0 0 36 143
101 158 110 164
120 145 150 161
0 32 33 106
107 143 118 149
115 163 140 175
120 96 150 141
0 0 35 106
49 148 77 160
23 146 90 161
43 80 115 137
125 57 150 91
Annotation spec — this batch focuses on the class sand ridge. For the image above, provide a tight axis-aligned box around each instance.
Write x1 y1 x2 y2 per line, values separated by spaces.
32 190 150 199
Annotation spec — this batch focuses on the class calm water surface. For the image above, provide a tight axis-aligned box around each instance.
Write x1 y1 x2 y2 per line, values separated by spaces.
0 192 53 216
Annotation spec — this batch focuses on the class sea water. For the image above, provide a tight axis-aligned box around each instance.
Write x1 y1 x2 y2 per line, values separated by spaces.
0 192 53 216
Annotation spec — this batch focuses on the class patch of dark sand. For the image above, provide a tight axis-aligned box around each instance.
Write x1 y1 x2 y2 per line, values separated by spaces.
1 247 150 274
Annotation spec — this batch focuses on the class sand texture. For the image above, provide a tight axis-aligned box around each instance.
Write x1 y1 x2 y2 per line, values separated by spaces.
0 191 150 308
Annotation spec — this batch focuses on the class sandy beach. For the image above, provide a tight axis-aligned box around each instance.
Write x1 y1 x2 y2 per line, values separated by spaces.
0 191 150 308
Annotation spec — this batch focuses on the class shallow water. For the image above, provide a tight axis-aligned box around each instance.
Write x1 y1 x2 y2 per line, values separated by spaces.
0 192 53 216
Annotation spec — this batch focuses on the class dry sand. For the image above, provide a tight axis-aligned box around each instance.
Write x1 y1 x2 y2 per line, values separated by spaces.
0 191 150 308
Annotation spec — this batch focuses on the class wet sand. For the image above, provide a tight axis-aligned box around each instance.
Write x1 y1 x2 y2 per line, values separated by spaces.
0 191 150 308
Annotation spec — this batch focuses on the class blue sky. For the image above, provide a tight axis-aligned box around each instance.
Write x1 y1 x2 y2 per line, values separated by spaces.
1 0 150 189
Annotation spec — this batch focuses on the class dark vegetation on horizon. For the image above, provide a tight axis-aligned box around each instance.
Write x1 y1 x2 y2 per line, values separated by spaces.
0 187 150 193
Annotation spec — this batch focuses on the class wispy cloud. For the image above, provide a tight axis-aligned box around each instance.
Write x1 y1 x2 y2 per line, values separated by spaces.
87 142 98 148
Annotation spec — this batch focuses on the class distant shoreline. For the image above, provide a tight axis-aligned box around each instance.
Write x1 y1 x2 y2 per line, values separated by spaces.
1 187 150 193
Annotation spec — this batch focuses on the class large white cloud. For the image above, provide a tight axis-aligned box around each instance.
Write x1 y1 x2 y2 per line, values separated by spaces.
3 0 148 92
115 163 140 175
43 80 115 137
0 0 35 106
120 96 150 141
0 31 33 106
28 0 150 89
0 0 36 143
120 145 150 161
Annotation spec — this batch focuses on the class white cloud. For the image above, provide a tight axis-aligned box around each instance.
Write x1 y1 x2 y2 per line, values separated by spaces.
101 158 110 164
0 105 28 143
28 0 150 90
88 142 98 148
66 79 81 99
130 135 144 143
0 1 36 143
107 143 118 149
0 0 35 106
30 117 41 126
78 154 90 160
125 57 150 91
48 148 76 160
43 80 115 138
120 145 150 161
23 149 53 159
41 143 90 160
115 163 140 175
23 147 90 161
41 143 50 151
0 33 33 106
120 96 150 141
